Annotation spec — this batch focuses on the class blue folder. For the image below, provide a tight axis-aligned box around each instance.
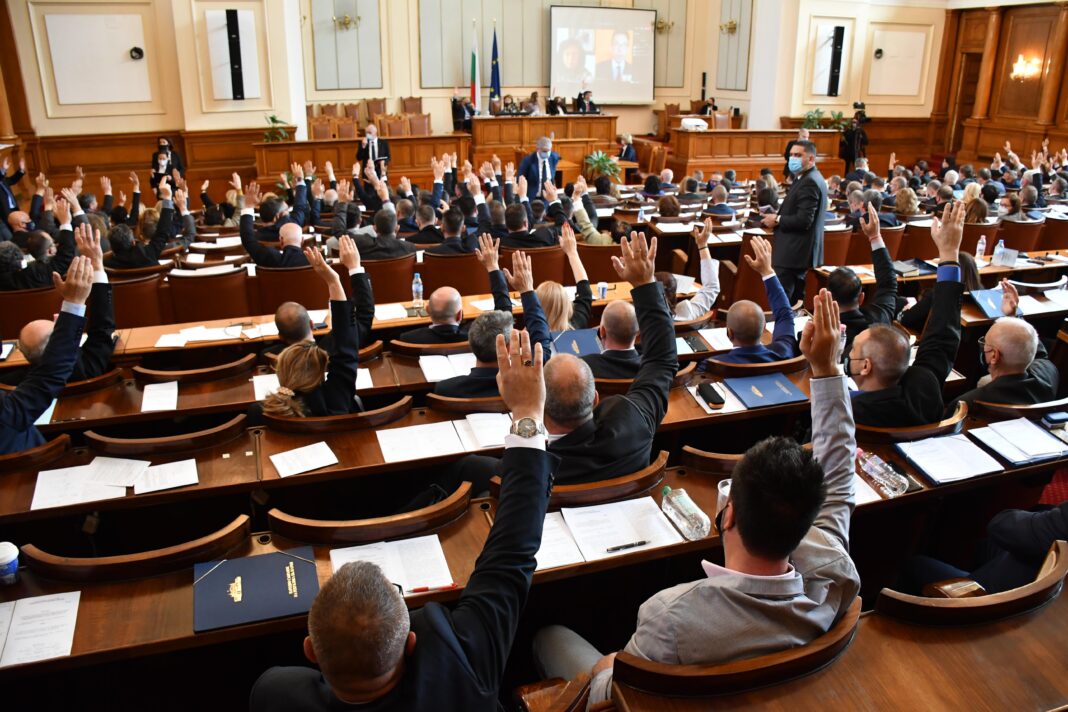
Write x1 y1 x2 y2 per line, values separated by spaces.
970 289 1005 319
552 328 603 357
723 374 808 409
193 546 320 632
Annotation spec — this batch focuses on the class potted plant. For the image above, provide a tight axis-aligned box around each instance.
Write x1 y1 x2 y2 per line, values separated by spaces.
263 114 289 143
584 150 621 181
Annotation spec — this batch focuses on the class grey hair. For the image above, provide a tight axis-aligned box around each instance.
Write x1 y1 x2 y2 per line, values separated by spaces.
536 136 552 151
0 243 23 273
468 310 513 362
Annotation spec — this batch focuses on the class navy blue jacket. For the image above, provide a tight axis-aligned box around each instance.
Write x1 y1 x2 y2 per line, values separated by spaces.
715 274 798 364
517 151 561 201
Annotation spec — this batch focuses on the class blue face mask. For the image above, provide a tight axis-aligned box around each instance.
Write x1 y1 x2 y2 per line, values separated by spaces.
538 151 550 160
788 156 803 173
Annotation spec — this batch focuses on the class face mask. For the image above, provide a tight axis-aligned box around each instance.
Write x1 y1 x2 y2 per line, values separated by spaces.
538 151 550 160
23 221 35 232
788 157 803 173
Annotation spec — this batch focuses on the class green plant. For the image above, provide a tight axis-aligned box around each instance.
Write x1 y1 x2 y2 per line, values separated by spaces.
801 108 851 132
801 108 825 129
584 150 621 180
263 114 289 143
828 110 850 131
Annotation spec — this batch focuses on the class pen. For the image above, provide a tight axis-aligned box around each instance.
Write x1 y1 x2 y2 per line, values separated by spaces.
406 583 458 594
606 540 648 553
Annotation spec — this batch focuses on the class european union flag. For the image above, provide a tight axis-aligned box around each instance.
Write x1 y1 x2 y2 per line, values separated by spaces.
489 28 501 101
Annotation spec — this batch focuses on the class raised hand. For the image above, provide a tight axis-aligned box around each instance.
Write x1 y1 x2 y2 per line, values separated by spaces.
491 154 502 174
466 173 482 196
44 186 55 212
542 180 557 202
60 187 80 210
100 176 112 195
279 172 291 190
859 201 881 243
336 178 353 202
432 157 446 182
174 188 188 213
35 173 48 195
311 178 325 200
611 231 657 286
1000 279 1019 316
244 181 261 208
475 233 501 273
480 161 495 180
291 162 305 181
517 175 528 198
304 244 345 300
442 153 453 171
800 288 841 379
118 190 126 206
158 176 172 200
399 176 412 195
201 179 210 194
374 179 389 202
504 250 534 293
743 234 775 277
52 255 94 305
692 217 712 250
74 223 104 270
338 234 360 272
324 160 335 179
129 171 140 191
504 161 515 182
930 199 964 262
74 165 84 179
560 221 578 256
302 160 315 177
573 175 588 199
494 329 545 424
53 196 71 225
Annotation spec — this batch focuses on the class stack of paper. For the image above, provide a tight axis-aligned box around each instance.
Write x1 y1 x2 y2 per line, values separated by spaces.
169 264 239 277
457 413 512 450
215 236 242 248
374 303 409 322
133 459 199 495
852 475 883 505
84 457 150 487
30 466 127 510
698 327 732 351
180 325 235 342
1 342 14 360
969 418 1068 465
673 274 697 295
1044 289 1068 307
535 512 585 571
896 434 1003 484
252 373 280 401
560 497 684 562
185 253 206 264
654 221 698 234
418 353 476 382
308 309 329 326
1018 295 1064 315
765 316 811 336
356 368 374 390
268 442 339 478
153 334 188 348
330 535 453 593
377 421 467 463
241 322 280 340
141 381 178 412
0 592 80 667
675 337 694 355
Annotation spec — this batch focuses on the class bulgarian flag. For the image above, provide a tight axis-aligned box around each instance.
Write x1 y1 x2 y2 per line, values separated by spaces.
469 29 481 114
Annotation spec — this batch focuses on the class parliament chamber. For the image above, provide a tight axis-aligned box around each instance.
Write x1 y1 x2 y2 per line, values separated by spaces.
2 1 1068 710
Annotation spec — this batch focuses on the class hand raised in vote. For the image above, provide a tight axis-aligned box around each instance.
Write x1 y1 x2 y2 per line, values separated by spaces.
800 288 841 379
504 250 534 293
495 329 545 425
338 235 360 272
612 231 657 287
1000 279 1019 316
859 202 881 243
53 256 94 306
743 234 775 278
475 233 501 273
75 223 104 271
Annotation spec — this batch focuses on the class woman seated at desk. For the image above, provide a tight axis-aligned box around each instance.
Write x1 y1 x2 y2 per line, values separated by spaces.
539 224 594 333
654 218 721 321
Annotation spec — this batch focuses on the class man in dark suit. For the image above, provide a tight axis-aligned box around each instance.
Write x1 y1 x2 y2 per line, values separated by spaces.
398 287 467 344
255 165 311 243
576 91 599 114
0 155 25 233
241 183 310 268
409 205 443 245
706 186 735 216
582 301 640 379
451 91 476 131
356 124 391 180
251 329 557 712
676 178 703 201
596 31 634 82
425 209 477 255
0 197 77 291
849 202 964 427
103 179 177 270
829 204 898 356
698 98 719 116
497 179 565 249
517 138 561 201
764 139 827 303
1 255 94 454
353 209 418 261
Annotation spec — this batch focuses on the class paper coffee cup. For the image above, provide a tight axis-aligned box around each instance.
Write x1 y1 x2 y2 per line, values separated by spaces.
716 479 732 515
0 541 19 585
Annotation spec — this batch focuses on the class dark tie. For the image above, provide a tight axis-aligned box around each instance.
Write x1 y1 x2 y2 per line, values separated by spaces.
371 140 376 162
541 159 549 188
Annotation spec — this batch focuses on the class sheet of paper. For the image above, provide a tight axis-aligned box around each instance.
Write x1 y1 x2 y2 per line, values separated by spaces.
1043 289 1068 307
198 232 220 237
418 355 456 382
84 456 150 488
269 442 339 478
244 263 256 277
176 264 239 277
0 342 12 360
561 497 684 563
34 399 57 427
0 601 13 662
330 535 453 593
374 303 409 321
307 309 328 325
356 368 373 390
897 434 1003 484
596 207 615 218
987 418 1068 459
535 512 586 571
185 253 206 264
133 459 199 495
0 592 80 668
141 381 178 412
697 327 732 351
1018 295 1063 315
852 475 883 505
686 383 747 415
376 421 466 463
179 326 233 342
469 296 521 312
654 221 697 234
415 250 424 264
765 316 811 335
215 236 242 247
464 412 512 449
675 337 694 355
252 373 280 401
153 334 187 348
448 352 476 376
673 274 697 294
31 466 126 510
188 242 215 250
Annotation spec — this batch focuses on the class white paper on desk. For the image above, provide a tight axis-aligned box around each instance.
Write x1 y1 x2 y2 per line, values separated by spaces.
1018 295 1063 315
714 232 742 244
0 592 80 668
535 512 586 571
596 207 615 218
897 434 1002 484
561 497 684 563
189 242 214 250
686 384 747 414
765 316 811 336
153 334 187 348
252 373 280 401
34 399 57 426
269 441 339 478
356 368 373 391
418 355 456 382
244 263 256 277
469 297 519 311
245 321 281 340
215 236 242 248
698 327 732 351
377 421 466 463
185 253 206 264
308 309 328 325
198 232 220 238
986 418 1068 460
133 459 199 495
464 412 512 449
31 466 126 510
852 475 883 505
179 326 233 342
158 259 172 266
673 274 697 294
448 352 476 376
654 221 697 234
177 264 238 277
1043 289 1068 307
330 534 453 592
416 250 425 264
1 342 12 360
84 456 150 488
675 337 694 355
141 381 178 412
374 303 409 322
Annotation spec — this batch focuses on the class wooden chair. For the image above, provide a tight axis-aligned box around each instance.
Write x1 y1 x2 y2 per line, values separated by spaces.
342 103 360 121
515 673 592 712
595 362 696 396
702 353 808 378
998 220 1044 253
168 268 251 322
389 340 471 357
269 483 472 545
962 221 998 257
843 225 905 264
111 274 166 328
21 515 251 582
855 401 968 444
820 229 851 267
133 353 256 384
611 597 861 696
900 222 938 261
681 442 812 481
972 396 1068 420
1038 217 1068 250
104 262 173 279
877 224 905 260
335 118 358 140
383 115 411 137
364 98 387 123
724 233 772 310
309 116 336 140
256 265 330 316
490 452 669 510
875 541 1068 625
85 414 248 456
426 393 509 414
400 96 423 114
501 246 566 285
713 113 730 129
0 285 61 340
576 242 622 284
261 396 412 434
363 253 416 303
319 103 339 117
408 113 431 136
0 434 71 474
421 252 488 295
664 103 681 116
649 146 668 176
262 340 384 369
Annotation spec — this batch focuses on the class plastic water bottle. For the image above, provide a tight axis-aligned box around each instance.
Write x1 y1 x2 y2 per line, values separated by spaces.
412 272 424 309
975 234 986 258
661 485 711 540
638 206 646 222
993 239 1005 264
856 448 908 497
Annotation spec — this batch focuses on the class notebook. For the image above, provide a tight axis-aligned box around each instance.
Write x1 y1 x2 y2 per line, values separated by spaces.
895 434 1003 485
722 374 807 409
552 328 602 357
969 289 1005 319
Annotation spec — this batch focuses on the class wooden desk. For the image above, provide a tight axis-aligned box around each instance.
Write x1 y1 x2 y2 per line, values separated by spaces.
470 114 617 166
654 111 744 138
666 129 845 181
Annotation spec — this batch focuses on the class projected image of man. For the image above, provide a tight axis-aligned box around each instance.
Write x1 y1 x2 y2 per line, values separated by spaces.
597 31 633 82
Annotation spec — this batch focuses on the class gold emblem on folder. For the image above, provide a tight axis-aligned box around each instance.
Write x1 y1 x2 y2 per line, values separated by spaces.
228 576 243 603
570 340 580 354
750 385 763 398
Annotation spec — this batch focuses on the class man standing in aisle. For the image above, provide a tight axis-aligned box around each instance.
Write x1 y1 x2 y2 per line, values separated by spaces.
517 137 560 202
762 139 827 304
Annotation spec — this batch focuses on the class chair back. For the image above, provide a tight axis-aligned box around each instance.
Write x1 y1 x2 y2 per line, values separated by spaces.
85 414 248 456
168 268 250 322
133 353 256 384
363 253 416 303
962 222 998 256
820 229 851 267
401 96 423 114
856 401 968 443
728 233 771 310
309 116 335 140
998 220 1043 253
111 274 166 328
104 262 173 279
426 393 509 414
702 353 808 377
878 224 905 260
318 103 339 116
664 103 681 116
514 673 591 712
612 597 861 696
21 516 251 582
713 113 730 129
0 434 71 474
256 265 330 316
875 541 1068 625
843 232 873 265
649 146 668 175
389 340 471 357
262 396 412 433
681 442 812 481
342 102 360 120
0 368 126 399
501 246 566 285
335 118 358 140
269 483 472 545
408 113 431 135
689 100 704 113
421 252 487 295
900 222 938 260
384 115 410 137
576 242 622 283
1006 274 1068 295
973 396 1068 419
0 285 61 339
364 98 387 121
595 362 696 397
1038 217 1068 250
674 311 715 333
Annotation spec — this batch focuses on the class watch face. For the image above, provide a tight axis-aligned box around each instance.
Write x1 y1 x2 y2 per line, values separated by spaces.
512 417 541 438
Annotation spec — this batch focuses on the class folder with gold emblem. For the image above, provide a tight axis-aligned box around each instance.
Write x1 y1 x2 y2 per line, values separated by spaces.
722 374 807 409
192 546 320 632
551 328 603 357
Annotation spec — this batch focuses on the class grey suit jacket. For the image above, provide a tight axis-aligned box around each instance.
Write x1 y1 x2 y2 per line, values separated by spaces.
772 166 828 270
590 376 860 703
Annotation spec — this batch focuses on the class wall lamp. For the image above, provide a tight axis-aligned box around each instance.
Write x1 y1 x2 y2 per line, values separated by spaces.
333 14 359 31
719 19 738 34
1010 54 1042 81
654 18 674 34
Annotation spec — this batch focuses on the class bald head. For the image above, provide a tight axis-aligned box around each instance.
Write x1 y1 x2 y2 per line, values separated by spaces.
427 287 462 325
726 300 765 346
18 319 55 364
851 325 910 391
544 354 597 431
599 301 638 350
275 302 313 344
279 222 303 247
987 317 1038 374
7 211 30 232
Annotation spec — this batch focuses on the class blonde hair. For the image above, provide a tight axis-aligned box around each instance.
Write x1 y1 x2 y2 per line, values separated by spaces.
262 341 330 418
763 173 779 192
536 281 572 332
894 187 920 216
225 189 240 208
138 207 160 244
962 182 982 203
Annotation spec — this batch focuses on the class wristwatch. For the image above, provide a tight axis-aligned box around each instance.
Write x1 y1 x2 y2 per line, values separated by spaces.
510 417 546 438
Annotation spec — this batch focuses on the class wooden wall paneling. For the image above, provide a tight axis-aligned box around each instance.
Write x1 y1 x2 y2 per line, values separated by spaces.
0 0 32 138
991 5 1057 120
716 0 752 92
959 9 990 52
181 128 277 202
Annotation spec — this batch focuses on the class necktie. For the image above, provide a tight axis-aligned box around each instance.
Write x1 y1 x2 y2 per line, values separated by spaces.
370 140 376 163
541 158 549 189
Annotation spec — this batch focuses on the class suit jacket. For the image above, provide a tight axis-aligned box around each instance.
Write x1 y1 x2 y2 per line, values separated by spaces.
250 446 557 712
840 245 897 356
289 299 361 417
0 168 23 223
356 138 391 178
354 232 417 261
410 225 444 245
706 203 735 216
590 377 860 703
619 144 637 162
773 166 827 270
517 152 561 201
241 214 309 268
149 150 185 189
399 323 468 345
951 341 1058 410
576 98 599 114
103 205 174 270
0 309 85 454
425 235 477 256
852 277 963 427
435 366 501 398
0 227 76 291
451 97 474 131
583 349 641 379
596 59 633 81
970 501 1068 593
714 275 797 364
69 282 116 381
